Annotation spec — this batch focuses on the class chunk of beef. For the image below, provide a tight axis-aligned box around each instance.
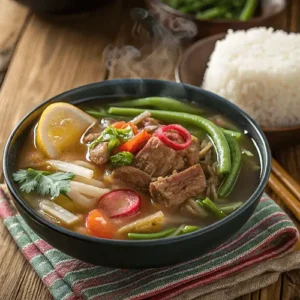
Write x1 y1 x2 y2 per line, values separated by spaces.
112 166 152 190
134 137 185 177
149 164 207 207
134 136 200 177
84 133 100 144
89 142 110 166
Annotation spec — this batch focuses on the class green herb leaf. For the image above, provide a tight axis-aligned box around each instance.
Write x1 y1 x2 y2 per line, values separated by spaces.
110 151 134 168
88 125 133 150
13 168 75 198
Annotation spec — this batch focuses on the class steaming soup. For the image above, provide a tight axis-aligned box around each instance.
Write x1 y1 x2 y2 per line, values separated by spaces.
14 97 260 240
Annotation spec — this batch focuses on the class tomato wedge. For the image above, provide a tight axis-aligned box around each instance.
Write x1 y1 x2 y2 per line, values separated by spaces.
86 209 116 239
98 189 141 218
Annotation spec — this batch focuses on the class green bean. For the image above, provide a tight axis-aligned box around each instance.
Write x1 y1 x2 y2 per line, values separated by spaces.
202 198 226 219
85 109 130 121
109 107 231 175
181 225 200 234
196 7 227 20
218 133 242 197
216 202 243 215
128 228 177 240
239 0 258 21
110 97 203 115
222 129 242 140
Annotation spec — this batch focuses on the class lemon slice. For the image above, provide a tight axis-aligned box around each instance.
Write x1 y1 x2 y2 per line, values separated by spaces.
36 102 96 158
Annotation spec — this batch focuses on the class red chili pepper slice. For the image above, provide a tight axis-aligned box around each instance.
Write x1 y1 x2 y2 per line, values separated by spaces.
156 124 192 150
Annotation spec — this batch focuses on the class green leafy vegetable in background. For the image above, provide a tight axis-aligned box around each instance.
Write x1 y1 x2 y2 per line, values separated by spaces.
13 168 75 198
110 151 134 168
88 126 133 150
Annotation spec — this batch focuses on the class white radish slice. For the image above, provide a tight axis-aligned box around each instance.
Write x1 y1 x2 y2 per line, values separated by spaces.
66 189 97 209
98 189 141 218
74 175 106 188
70 181 110 198
72 160 95 170
48 160 94 179
40 200 80 225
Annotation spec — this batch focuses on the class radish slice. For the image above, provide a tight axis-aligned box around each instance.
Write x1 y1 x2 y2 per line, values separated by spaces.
98 189 141 218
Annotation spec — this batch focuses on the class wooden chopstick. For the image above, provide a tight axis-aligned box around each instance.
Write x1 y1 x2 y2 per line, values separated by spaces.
272 158 300 202
267 163 300 222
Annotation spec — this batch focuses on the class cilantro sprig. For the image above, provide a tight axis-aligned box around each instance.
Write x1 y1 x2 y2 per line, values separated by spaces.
13 168 75 198
110 151 134 168
88 125 133 150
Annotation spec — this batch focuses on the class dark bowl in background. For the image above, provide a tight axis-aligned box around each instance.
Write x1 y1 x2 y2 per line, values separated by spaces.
3 79 271 268
176 33 300 149
14 0 112 14
145 0 287 39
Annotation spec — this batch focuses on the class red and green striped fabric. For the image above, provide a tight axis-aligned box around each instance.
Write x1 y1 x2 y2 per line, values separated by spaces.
0 186 298 300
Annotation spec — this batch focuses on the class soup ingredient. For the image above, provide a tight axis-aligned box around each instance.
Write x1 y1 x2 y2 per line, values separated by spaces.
162 0 257 21
218 134 242 197
134 137 200 177
181 225 200 234
199 198 226 219
98 189 141 218
111 97 203 115
88 125 133 150
199 142 213 159
115 130 151 154
110 151 134 168
89 142 110 166
203 28 300 128
67 189 98 209
131 111 151 125
223 129 242 140
48 160 94 179
74 176 105 188
36 102 96 158
70 181 110 198
118 211 164 234
156 124 192 150
40 200 80 225
150 164 207 207
13 168 75 198
183 198 209 218
217 202 243 214
112 166 152 190
109 108 231 174
72 160 95 170
128 228 177 240
86 209 115 238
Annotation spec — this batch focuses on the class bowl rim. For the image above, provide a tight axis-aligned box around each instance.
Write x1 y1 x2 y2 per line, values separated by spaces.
146 0 287 24
175 33 300 133
3 78 271 247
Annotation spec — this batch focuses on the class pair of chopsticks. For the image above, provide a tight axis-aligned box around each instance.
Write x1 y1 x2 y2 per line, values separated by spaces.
268 158 300 221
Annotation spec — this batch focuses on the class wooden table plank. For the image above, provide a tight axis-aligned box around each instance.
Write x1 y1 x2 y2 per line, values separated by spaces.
0 0 30 86
0 1 123 175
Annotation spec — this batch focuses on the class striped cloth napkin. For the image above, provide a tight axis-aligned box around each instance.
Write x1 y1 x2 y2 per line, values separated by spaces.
0 184 300 300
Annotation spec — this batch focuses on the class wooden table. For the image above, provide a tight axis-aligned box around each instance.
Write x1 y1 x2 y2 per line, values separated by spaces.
0 0 300 299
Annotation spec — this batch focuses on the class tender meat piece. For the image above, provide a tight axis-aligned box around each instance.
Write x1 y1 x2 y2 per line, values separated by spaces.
150 164 207 207
89 142 110 165
84 133 100 143
134 136 200 177
112 166 152 190
134 137 186 177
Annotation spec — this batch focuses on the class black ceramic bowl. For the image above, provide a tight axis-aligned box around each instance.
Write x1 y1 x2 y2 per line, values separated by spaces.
3 79 271 268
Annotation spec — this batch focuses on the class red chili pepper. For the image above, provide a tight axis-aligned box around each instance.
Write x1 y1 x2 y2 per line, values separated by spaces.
156 124 192 150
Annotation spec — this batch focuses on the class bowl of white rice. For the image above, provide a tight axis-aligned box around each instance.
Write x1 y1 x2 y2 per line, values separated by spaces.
176 27 300 147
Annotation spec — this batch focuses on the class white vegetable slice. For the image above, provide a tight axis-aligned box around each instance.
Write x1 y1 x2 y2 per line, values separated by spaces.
40 200 80 225
72 160 95 170
66 189 98 209
48 160 94 179
118 211 164 234
70 181 110 198
74 175 106 188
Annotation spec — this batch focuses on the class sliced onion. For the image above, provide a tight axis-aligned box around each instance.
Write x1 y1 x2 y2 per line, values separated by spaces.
67 189 97 209
74 176 106 188
70 181 110 198
72 160 95 170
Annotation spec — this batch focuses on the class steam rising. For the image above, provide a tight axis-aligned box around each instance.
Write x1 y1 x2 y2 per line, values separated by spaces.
104 8 197 80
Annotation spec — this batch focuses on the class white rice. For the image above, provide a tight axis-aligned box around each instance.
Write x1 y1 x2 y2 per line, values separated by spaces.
202 27 300 128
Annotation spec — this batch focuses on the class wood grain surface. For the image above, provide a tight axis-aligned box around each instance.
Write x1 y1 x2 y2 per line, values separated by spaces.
0 0 300 299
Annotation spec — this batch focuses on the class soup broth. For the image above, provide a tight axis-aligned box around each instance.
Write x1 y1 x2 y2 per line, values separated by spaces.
15 97 260 240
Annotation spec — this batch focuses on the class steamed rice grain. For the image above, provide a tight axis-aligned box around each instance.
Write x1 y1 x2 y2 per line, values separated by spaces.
203 28 300 128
